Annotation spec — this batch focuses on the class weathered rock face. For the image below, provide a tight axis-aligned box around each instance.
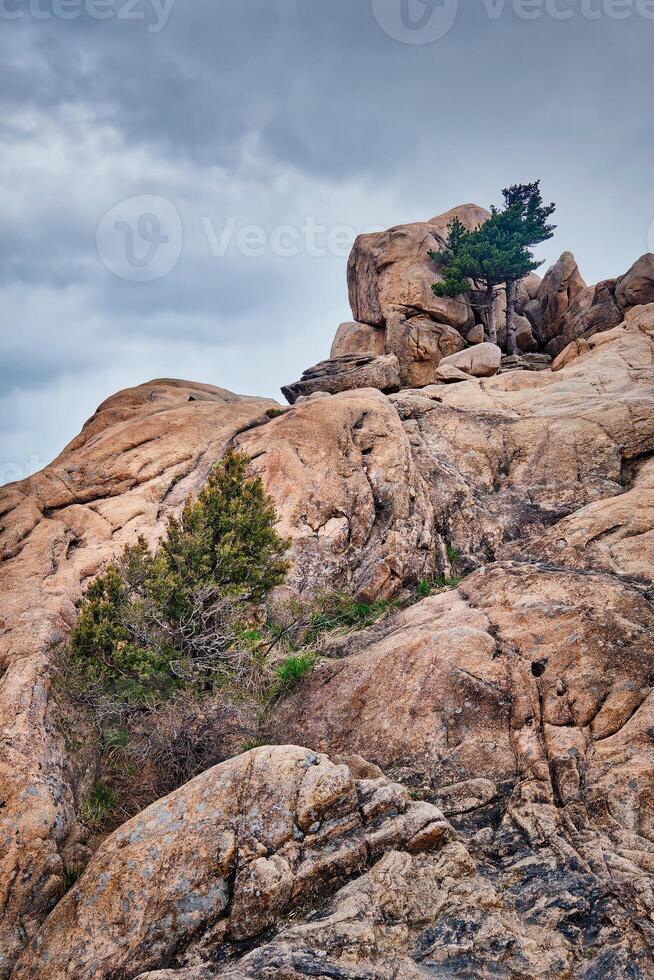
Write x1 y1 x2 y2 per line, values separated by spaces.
347 204 488 330
1 305 654 974
0 380 280 977
281 352 400 404
399 310 654 566
384 310 466 387
436 341 502 378
272 561 654 976
510 456 654 581
0 381 437 974
329 320 385 359
237 388 437 600
535 251 587 346
13 746 453 979
555 279 622 354
616 252 654 310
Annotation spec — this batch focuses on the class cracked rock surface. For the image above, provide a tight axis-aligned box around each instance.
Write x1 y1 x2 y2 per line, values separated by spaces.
1 308 654 977
13 747 453 979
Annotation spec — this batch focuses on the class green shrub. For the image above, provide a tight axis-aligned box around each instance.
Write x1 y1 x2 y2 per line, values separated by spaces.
446 544 461 567
275 653 316 685
67 451 290 703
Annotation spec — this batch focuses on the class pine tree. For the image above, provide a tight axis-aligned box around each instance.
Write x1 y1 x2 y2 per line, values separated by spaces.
499 183 556 355
432 211 533 345
431 183 556 352
69 451 290 699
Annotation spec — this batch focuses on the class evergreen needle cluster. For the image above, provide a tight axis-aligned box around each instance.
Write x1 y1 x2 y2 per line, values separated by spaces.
431 181 556 353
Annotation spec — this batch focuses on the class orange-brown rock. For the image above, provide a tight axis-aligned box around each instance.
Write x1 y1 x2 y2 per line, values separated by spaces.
0 380 280 976
535 251 587 346
237 387 437 601
1 300 654 977
391 308 654 566
384 310 466 386
329 320 385 358
271 561 654 974
13 746 453 979
616 253 654 311
347 204 488 330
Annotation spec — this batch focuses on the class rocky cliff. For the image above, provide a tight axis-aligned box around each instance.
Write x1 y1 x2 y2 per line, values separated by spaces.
1 208 654 979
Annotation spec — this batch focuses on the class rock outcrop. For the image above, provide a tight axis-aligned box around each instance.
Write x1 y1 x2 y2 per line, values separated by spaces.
281 353 400 403
533 250 587 348
346 204 488 329
236 388 437 600
283 207 652 404
435 341 502 378
13 746 453 979
0 380 280 977
329 320 385 359
616 253 654 311
2 209 654 978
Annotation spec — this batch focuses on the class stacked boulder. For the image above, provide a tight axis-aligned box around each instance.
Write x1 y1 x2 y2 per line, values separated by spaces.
282 204 654 402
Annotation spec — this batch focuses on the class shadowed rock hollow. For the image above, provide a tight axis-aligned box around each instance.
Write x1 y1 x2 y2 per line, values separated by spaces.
1 210 654 978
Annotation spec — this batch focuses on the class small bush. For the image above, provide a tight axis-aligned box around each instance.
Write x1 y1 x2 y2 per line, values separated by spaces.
67 451 290 704
60 451 292 830
446 544 461 567
275 653 316 685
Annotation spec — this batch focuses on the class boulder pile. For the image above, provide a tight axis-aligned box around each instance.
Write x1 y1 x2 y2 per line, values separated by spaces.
282 204 654 399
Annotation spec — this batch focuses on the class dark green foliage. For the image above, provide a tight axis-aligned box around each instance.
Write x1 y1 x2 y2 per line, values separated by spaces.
80 783 117 828
430 181 556 349
446 544 461 566
68 451 291 703
500 183 556 353
417 574 461 596
159 450 290 607
59 863 83 897
275 653 316 685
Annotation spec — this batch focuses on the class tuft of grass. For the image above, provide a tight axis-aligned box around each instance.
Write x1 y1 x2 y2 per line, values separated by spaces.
79 783 118 828
102 727 131 750
275 653 316 686
434 574 462 590
59 862 83 897
307 593 396 639
240 737 267 753
415 574 461 598
446 544 461 566
265 407 286 419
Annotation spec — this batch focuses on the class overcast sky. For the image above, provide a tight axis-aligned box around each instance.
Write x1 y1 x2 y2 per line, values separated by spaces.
1 0 652 482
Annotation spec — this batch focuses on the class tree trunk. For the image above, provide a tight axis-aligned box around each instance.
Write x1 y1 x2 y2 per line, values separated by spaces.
506 280 518 356
485 285 497 345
